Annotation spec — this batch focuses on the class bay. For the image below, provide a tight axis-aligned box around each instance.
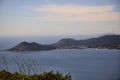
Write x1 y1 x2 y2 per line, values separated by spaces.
0 49 120 80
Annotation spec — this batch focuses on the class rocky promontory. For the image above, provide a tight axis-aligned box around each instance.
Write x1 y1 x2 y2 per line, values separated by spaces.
7 35 120 51
8 42 56 51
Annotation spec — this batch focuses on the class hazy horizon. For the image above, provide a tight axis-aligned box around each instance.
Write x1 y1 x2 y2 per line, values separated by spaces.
0 33 119 50
0 0 120 37
0 34 103 50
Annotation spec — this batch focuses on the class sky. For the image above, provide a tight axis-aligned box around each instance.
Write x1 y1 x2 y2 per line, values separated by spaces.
0 0 120 37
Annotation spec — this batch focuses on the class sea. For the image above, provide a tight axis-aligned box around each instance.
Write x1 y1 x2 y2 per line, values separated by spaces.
0 49 120 80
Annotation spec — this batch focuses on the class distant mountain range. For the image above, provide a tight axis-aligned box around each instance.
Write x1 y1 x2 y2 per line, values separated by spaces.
7 35 120 51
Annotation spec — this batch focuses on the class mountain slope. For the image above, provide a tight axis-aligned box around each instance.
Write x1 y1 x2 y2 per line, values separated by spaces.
8 42 56 51
53 35 120 49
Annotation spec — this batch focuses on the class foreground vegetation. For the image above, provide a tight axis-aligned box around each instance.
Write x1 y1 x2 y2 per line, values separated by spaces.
0 70 71 80
0 56 72 80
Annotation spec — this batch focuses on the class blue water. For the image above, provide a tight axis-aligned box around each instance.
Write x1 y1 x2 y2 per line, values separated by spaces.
0 49 120 80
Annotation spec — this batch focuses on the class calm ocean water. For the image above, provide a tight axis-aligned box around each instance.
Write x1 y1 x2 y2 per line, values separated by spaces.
0 49 120 80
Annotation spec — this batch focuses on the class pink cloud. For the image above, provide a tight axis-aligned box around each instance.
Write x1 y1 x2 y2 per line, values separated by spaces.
32 4 120 21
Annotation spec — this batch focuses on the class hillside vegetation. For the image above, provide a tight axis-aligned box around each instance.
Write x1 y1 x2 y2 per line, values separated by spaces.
0 70 71 80
0 56 72 80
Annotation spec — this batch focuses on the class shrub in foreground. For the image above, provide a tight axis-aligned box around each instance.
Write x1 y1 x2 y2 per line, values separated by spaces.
0 70 71 80
0 56 72 80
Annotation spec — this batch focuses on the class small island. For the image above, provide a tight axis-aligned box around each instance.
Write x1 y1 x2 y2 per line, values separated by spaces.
7 35 120 51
